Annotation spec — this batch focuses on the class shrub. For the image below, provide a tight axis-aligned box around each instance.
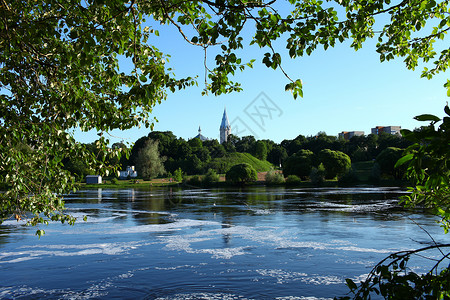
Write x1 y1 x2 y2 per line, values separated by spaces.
225 163 258 185
318 149 351 179
265 170 285 185
338 168 359 186
310 163 326 185
185 175 202 186
203 169 220 185
111 178 119 185
173 168 184 182
285 175 301 185
282 149 316 180
375 147 405 179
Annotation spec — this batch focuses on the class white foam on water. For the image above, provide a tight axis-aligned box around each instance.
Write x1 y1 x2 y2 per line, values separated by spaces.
276 296 333 300
0 241 151 263
163 233 248 259
350 273 370 283
195 247 249 259
335 245 395 254
256 269 343 286
255 269 308 284
251 209 273 215
300 275 343 285
112 219 220 234
155 292 250 299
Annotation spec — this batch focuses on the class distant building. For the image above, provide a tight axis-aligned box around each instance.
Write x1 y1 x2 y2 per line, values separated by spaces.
371 126 401 135
193 126 208 141
338 131 365 140
86 175 102 184
220 108 231 144
119 166 138 179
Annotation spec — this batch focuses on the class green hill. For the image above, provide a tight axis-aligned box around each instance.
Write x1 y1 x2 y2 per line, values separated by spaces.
208 152 273 174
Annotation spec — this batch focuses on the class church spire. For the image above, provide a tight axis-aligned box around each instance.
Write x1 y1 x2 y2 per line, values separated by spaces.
220 108 231 144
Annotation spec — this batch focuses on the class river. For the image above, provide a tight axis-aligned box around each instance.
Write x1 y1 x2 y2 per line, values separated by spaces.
0 186 448 299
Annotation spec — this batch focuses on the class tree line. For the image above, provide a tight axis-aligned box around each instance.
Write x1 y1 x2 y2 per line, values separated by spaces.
63 130 414 182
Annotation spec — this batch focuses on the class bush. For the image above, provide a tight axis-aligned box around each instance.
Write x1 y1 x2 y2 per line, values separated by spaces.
318 149 351 179
111 178 119 185
310 163 326 185
375 147 405 179
285 175 301 185
185 175 202 186
225 163 258 185
265 170 285 185
173 168 183 182
282 149 316 180
338 168 359 186
203 169 220 185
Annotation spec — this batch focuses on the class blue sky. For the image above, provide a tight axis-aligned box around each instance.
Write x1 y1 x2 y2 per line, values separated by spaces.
74 17 449 145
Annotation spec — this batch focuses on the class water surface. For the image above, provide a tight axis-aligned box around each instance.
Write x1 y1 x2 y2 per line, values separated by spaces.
1 186 448 299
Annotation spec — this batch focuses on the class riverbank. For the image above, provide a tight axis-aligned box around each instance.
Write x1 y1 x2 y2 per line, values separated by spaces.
84 171 407 189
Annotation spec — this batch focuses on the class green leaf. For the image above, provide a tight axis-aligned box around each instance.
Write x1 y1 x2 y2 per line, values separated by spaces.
414 114 441 122
395 154 413 168
345 278 358 291
139 74 147 82
445 105 450 116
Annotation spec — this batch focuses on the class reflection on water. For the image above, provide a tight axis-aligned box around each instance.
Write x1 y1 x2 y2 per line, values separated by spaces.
0 186 448 299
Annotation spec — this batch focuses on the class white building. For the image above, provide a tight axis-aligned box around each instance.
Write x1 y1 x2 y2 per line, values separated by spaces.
119 166 138 179
219 108 231 144
371 126 401 135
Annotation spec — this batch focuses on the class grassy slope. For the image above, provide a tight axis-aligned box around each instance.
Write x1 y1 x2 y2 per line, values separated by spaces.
208 152 273 173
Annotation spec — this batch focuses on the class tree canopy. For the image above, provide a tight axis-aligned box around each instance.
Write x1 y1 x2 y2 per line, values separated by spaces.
2 0 450 235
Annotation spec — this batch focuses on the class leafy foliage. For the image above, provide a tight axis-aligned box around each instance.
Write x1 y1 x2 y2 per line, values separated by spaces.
265 170 285 185
173 168 184 183
318 149 351 179
337 106 450 299
397 105 450 233
310 163 326 185
375 147 406 179
283 149 316 180
225 163 258 185
2 0 450 236
135 139 166 180
208 152 272 174
285 175 302 185
337 244 450 300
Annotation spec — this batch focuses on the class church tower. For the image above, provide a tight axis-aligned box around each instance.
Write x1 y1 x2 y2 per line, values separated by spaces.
220 108 231 144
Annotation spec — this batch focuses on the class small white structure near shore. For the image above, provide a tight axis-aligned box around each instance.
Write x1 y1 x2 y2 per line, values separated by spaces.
86 175 102 184
119 166 138 179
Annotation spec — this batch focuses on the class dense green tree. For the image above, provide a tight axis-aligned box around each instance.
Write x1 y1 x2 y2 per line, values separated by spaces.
235 135 256 153
267 145 288 167
254 140 268 161
148 131 177 157
282 149 316 180
318 149 351 179
135 140 166 180
375 147 406 179
309 163 326 185
225 163 258 185
188 138 203 150
129 136 150 167
204 140 227 159
2 0 450 237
